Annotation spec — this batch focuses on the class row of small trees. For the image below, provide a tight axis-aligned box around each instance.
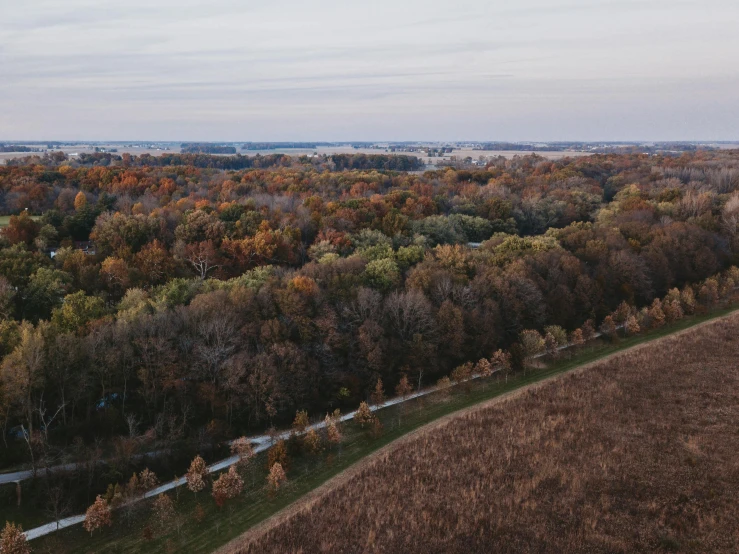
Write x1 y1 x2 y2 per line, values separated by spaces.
78 410 348 542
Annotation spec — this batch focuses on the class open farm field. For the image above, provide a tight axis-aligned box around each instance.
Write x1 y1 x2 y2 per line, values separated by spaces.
227 312 739 554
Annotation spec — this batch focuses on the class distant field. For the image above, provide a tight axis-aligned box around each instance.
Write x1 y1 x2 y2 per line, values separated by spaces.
0 145 593 165
1 143 737 166
230 313 739 554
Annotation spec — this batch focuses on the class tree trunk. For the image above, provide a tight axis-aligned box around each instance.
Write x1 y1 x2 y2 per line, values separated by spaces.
60 386 67 426
26 391 33 436
122 376 128 416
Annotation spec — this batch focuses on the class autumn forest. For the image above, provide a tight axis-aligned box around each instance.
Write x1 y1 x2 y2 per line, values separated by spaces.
1 149 739 546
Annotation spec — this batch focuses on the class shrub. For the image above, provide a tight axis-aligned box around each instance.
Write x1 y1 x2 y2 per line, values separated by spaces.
0 522 30 554
83 495 112 536
186 455 208 495
354 401 375 428
267 463 287 492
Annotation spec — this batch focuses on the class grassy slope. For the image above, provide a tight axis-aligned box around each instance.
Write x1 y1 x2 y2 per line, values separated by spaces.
31 305 738 554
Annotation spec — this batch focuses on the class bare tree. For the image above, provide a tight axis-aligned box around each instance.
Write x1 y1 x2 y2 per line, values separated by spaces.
343 287 382 325
182 240 220 280
125 413 140 438
36 392 66 445
19 425 39 478
45 484 72 530
192 313 238 386
384 289 435 342
46 331 83 428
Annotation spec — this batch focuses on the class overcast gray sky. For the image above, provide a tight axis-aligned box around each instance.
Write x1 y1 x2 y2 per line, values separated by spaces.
1 0 738 141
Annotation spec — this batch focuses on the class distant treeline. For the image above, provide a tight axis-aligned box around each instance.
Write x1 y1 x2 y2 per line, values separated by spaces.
0 144 40 153
474 143 567 152
6 151 426 171
181 144 238 154
472 142 722 154
592 143 718 154
241 142 320 150
326 154 424 171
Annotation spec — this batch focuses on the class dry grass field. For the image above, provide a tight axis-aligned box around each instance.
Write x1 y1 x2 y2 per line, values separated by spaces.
225 313 739 554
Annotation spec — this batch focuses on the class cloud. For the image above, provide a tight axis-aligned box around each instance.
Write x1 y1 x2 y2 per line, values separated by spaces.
1 0 738 140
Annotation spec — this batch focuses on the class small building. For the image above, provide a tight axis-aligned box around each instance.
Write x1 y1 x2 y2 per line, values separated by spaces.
73 241 96 255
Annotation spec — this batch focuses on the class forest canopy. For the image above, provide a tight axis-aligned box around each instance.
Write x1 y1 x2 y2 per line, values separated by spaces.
1 149 739 459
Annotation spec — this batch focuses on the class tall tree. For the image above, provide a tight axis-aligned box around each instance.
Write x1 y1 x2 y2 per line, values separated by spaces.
1 322 46 435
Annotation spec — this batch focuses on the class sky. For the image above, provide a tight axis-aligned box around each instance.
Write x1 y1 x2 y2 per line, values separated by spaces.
1 0 738 142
